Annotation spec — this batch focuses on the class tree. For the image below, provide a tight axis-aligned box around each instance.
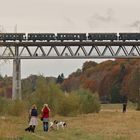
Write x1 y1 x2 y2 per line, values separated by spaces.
110 84 122 103
83 80 97 93
61 76 80 92
128 66 140 110
82 61 97 72
56 73 64 84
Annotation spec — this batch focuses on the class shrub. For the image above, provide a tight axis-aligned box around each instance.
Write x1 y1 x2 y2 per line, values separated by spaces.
76 89 101 114
57 93 80 116
6 100 27 116
21 76 101 117
0 97 8 115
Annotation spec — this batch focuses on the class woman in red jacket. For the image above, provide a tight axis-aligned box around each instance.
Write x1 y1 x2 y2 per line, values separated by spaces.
41 104 50 132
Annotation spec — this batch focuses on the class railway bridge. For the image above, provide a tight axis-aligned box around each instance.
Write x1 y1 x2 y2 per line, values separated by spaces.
0 41 140 100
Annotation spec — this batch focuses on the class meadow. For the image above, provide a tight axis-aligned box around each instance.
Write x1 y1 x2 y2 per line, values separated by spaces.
0 104 140 140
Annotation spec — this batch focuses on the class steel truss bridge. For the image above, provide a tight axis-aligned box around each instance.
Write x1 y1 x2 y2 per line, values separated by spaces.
0 41 140 59
0 41 140 100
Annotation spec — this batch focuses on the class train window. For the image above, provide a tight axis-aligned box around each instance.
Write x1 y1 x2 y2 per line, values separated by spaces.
124 35 127 38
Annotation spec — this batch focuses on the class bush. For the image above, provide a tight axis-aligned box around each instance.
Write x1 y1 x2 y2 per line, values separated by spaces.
57 93 80 116
76 89 101 114
6 100 27 116
21 77 101 117
0 97 8 115
136 102 140 110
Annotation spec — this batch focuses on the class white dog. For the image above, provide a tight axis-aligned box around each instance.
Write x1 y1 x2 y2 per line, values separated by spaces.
54 120 67 130
49 120 67 130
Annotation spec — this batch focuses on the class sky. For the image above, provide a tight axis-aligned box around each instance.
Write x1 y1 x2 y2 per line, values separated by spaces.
0 0 140 78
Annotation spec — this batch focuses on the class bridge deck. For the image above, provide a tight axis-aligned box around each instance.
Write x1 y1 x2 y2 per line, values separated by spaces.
0 41 140 46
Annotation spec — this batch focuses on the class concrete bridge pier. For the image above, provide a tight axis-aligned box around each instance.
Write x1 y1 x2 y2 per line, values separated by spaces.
12 59 21 100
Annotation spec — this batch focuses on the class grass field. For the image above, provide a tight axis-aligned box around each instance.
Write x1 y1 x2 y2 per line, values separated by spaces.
0 104 140 140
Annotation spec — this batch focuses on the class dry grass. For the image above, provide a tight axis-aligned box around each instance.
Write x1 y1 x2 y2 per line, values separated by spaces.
70 111 140 140
0 116 20 139
0 104 140 140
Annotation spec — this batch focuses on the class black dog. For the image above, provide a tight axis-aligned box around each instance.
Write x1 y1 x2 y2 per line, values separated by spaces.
25 125 35 133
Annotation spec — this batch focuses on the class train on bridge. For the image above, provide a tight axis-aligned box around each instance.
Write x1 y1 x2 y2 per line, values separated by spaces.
0 32 140 42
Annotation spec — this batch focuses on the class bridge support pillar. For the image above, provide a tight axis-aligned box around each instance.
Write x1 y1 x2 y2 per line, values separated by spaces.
12 59 21 100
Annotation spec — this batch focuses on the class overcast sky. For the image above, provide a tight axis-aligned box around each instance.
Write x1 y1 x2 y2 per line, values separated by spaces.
0 0 140 78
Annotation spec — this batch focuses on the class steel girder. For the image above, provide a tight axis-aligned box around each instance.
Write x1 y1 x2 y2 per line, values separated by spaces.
0 41 140 59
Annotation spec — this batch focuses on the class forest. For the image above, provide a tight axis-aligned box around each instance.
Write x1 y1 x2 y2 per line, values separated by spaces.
0 59 139 116
61 59 140 108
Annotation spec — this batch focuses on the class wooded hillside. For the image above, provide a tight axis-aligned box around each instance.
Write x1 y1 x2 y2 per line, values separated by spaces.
61 59 140 104
0 59 139 105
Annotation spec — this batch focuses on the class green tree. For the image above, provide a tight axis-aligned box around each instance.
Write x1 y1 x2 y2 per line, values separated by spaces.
110 84 122 103
56 73 64 84
128 66 140 110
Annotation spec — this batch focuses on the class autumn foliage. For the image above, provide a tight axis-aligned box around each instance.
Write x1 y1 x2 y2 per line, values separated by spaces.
0 59 139 110
61 59 140 104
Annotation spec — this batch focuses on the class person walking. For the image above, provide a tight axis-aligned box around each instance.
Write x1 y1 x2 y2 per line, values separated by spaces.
122 95 128 113
25 104 38 133
41 104 50 132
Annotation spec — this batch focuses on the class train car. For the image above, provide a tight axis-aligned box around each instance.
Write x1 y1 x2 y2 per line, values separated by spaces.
56 33 87 41
88 33 117 41
0 33 26 42
119 33 140 41
27 33 55 42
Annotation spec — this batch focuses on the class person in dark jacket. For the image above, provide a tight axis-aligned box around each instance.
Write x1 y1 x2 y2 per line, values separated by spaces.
25 104 38 132
122 95 128 113
41 104 50 132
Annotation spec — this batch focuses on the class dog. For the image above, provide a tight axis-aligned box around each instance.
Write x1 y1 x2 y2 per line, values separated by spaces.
49 120 67 130
53 120 67 130
25 125 35 132
49 121 56 131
